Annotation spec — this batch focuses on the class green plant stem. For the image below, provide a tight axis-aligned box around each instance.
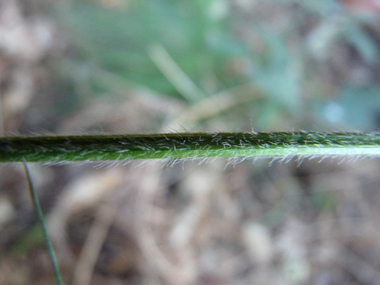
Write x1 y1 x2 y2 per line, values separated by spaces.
2 132 380 163
23 161 64 285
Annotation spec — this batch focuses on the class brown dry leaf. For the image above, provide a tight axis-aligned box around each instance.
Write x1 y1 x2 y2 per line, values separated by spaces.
47 168 126 251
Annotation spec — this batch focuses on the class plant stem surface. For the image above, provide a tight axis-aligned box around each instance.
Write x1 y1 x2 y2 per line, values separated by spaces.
1 132 380 162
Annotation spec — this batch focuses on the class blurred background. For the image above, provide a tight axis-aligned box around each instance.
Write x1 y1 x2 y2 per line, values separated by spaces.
1 0 380 284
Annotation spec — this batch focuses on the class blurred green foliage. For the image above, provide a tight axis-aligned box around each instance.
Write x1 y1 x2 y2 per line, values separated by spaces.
10 223 44 257
54 0 380 130
58 0 247 100
331 85 380 130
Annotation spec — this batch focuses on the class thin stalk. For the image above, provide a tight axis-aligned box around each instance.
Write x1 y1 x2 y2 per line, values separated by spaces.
2 132 380 163
23 161 64 285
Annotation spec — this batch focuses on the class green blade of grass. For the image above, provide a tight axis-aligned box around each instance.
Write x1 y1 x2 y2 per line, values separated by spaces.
23 161 64 285
1 132 380 163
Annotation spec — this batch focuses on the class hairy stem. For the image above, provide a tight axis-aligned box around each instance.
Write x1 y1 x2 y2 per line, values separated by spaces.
1 132 380 163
